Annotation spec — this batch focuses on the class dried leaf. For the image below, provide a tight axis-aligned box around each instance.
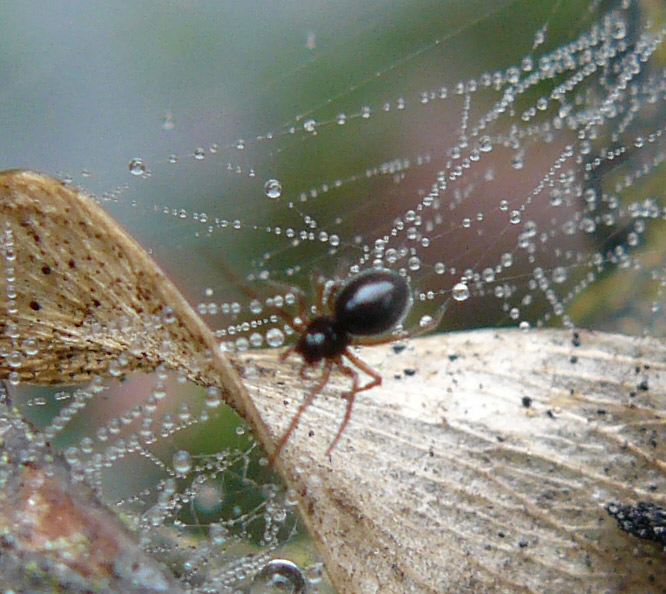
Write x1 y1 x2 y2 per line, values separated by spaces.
1 170 664 593
0 169 270 444
239 330 666 593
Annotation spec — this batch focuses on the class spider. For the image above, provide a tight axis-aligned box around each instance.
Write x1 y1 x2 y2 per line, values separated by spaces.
231 266 442 460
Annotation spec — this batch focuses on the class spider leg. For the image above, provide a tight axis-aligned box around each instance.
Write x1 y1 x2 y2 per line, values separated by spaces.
324 278 345 314
216 259 310 334
309 267 326 306
263 280 309 332
324 351 382 456
298 361 316 381
270 358 334 462
312 269 344 316
342 349 382 392
279 345 296 362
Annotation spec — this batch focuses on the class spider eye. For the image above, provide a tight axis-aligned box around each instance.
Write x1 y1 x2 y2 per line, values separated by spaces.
334 269 410 336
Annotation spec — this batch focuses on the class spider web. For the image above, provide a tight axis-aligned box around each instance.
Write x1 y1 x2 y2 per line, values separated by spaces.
1 0 665 592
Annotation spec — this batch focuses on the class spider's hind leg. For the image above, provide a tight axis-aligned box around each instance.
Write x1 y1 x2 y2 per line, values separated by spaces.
325 352 382 456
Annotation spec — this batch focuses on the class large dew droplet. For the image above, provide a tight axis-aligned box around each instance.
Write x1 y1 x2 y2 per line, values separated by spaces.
250 559 307 594
264 178 283 200
172 450 192 475
452 282 470 302
266 327 285 348
128 158 146 176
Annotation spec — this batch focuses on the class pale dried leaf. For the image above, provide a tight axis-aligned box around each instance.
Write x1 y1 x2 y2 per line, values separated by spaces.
237 330 666 593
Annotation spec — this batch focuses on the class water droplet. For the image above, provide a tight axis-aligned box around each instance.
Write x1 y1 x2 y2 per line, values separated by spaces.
193 481 224 514
161 113 175 130
128 158 146 176
172 450 192 475
552 266 567 284
533 26 546 48
193 147 205 160
265 178 283 200
452 283 469 302
611 19 626 40
408 256 421 271
21 337 39 356
250 559 307 594
479 136 492 152
209 522 229 545
205 386 222 408
266 328 285 348
250 332 263 347
419 315 433 328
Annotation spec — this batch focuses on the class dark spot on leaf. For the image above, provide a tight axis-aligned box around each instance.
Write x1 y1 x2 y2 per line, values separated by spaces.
605 501 666 546
41 264 51 275
29 300 41 311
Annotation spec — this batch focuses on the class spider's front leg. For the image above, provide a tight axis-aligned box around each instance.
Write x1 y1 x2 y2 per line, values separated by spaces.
270 358 334 462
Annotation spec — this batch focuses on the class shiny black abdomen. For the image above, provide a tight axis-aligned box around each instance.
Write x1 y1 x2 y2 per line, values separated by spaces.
334 269 410 336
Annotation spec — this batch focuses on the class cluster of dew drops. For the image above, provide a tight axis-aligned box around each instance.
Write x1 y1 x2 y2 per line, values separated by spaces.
11 358 322 592
126 4 666 355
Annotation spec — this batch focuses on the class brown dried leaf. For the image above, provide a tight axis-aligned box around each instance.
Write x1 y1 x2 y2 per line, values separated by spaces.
0 169 270 443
